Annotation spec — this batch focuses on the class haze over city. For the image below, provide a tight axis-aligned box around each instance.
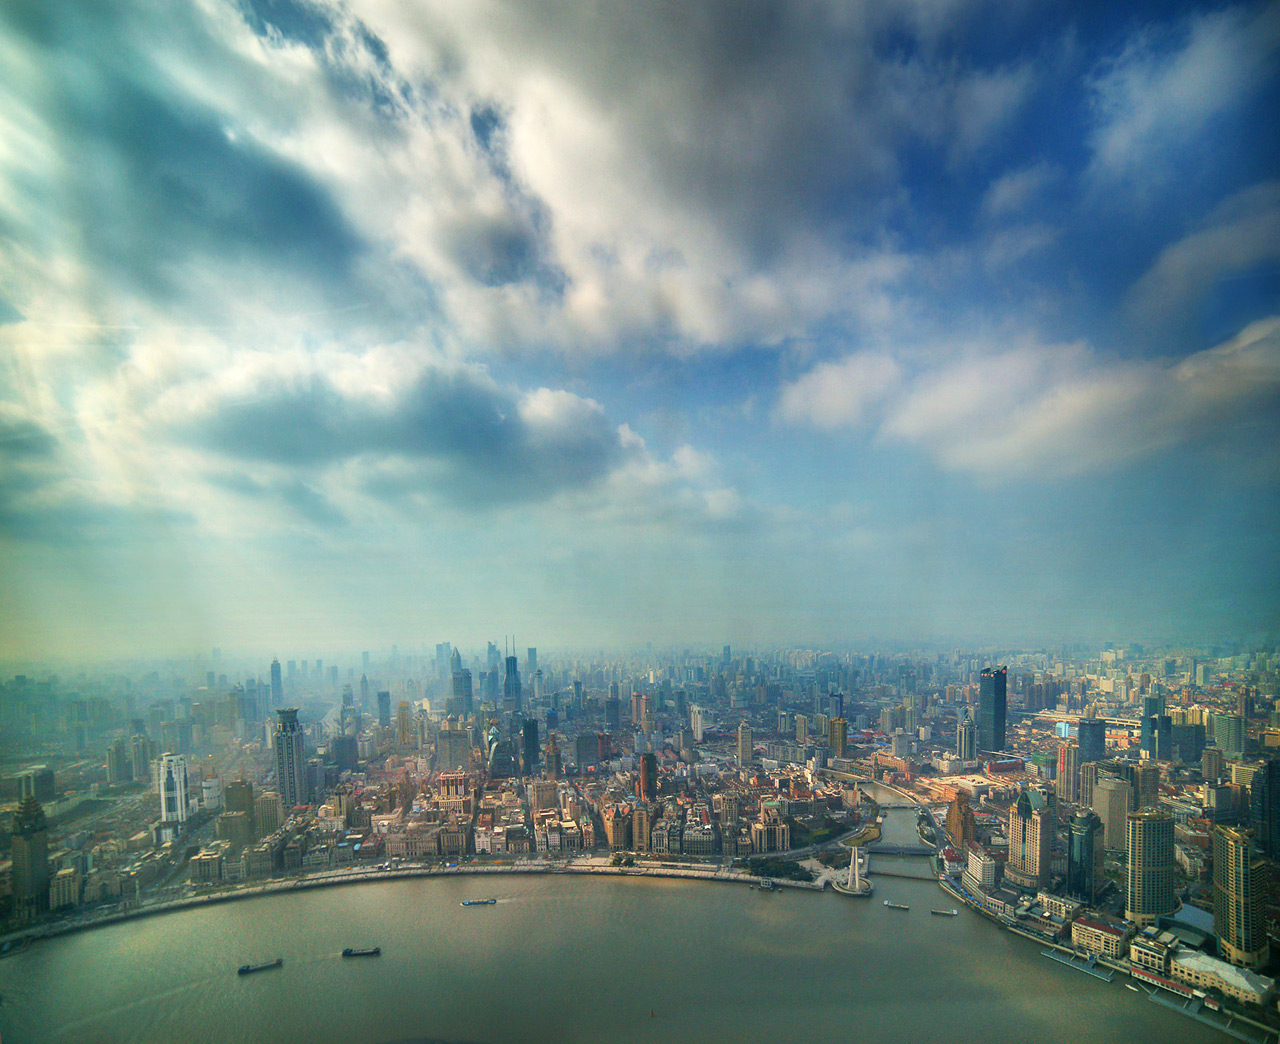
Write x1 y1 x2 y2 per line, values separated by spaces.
0 0 1276 660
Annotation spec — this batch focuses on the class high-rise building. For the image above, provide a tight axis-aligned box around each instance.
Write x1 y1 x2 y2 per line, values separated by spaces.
270 658 284 707
690 704 705 742
1202 745 1225 782
274 709 307 809
638 751 657 802
11 796 49 919
977 667 1006 752
526 647 537 677
575 732 597 770
1006 789 1051 890
1213 826 1270 968
1250 761 1280 861
1076 719 1106 763
377 691 392 729
1066 809 1104 902
503 656 522 715
1213 713 1246 758
830 717 848 759
1092 776 1131 850
130 734 153 781
1056 742 1081 803
737 721 753 768
452 669 474 717
521 719 539 776
945 790 976 850
1125 810 1176 926
158 753 192 825
604 697 621 733
956 709 977 760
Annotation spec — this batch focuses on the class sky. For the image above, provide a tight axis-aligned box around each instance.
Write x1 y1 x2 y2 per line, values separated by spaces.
0 0 1278 659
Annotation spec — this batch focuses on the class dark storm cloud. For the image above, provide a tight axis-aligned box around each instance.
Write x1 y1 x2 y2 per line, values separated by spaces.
172 363 635 508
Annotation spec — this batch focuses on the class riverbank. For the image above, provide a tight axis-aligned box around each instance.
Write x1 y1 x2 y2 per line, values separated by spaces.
1 857 825 947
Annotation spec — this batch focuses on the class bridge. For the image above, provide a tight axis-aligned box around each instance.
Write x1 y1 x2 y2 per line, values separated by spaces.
864 844 936 857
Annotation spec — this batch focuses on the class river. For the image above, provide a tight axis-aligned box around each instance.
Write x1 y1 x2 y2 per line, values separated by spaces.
0 801 1223 1044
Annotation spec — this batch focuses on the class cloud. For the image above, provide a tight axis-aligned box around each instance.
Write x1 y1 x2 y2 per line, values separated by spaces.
779 318 1280 479
1086 4 1280 189
981 161 1059 219
775 353 902 430
156 351 637 508
1126 181 1280 335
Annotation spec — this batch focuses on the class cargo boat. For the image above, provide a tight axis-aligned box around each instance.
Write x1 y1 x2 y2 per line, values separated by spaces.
461 898 497 906
931 909 959 916
238 958 283 975
342 947 381 957
884 901 909 910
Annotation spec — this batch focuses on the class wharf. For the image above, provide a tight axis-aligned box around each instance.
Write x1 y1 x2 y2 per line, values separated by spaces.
1040 948 1114 982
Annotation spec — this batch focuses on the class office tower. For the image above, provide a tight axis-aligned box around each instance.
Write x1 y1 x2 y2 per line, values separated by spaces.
1213 713 1246 758
106 738 132 784
638 751 657 802
453 669 474 717
130 734 153 780
690 704 705 742
157 753 192 825
503 655 522 715
977 667 1006 752
604 697 621 733
956 709 977 760
1006 789 1051 890
1076 719 1105 763
225 780 255 833
1171 723 1205 765
575 732 597 770
722 644 731 665
1092 776 1131 850
1202 745 1225 782
11 796 50 919
377 691 392 729
274 709 308 809
527 647 537 676
1066 809 1104 902
945 791 976 850
1057 742 1081 803
521 719 539 776
1213 826 1269 968
396 702 413 747
737 721 753 768
359 673 370 708
830 717 848 759
270 658 284 707
1125 810 1176 926
1250 761 1280 861
639 695 654 736
544 734 561 778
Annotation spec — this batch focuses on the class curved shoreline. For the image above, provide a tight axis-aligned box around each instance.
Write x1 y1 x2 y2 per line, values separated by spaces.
2 860 826 948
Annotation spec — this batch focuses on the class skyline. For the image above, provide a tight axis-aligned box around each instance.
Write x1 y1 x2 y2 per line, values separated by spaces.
1 0 1279 658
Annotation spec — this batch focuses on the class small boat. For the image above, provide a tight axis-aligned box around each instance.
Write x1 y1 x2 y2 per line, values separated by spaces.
238 958 283 975
1125 984 1139 992
884 901 909 910
461 898 497 906
341 947 381 957
930 909 959 916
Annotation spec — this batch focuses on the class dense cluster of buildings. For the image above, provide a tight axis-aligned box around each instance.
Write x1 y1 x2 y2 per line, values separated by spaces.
3 640 1279 1018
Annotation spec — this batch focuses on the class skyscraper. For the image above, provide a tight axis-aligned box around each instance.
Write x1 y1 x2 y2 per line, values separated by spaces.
830 717 848 759
1250 760 1280 861
737 721 753 768
1006 789 1051 890
1056 742 1080 803
274 708 307 809
977 667 1006 752
1076 719 1106 763
1066 809 1104 902
690 704 705 742
1213 826 1269 968
452 669 474 717
1125 810 1176 926
521 719 539 776
11 796 49 920
1092 776 1131 850
270 658 284 707
526 647 537 676
503 655 522 715
604 697 621 733
158 753 192 825
956 709 977 760
638 751 657 802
